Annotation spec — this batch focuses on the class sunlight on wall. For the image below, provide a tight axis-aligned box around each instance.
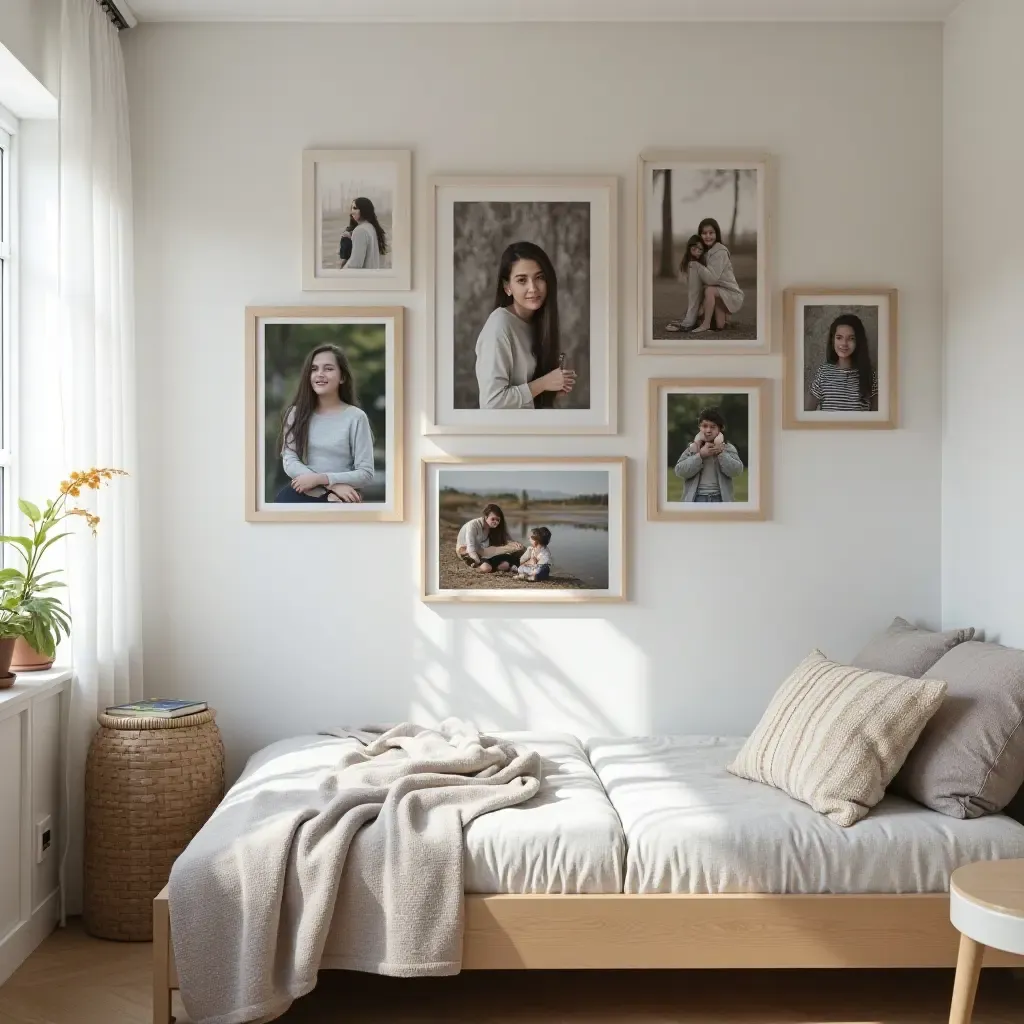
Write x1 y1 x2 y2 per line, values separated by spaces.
412 602 650 739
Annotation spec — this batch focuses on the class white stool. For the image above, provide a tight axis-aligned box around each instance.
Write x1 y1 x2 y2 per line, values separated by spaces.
948 858 1024 1024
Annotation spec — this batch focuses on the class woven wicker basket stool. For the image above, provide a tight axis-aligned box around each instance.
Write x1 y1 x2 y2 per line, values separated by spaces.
84 708 225 941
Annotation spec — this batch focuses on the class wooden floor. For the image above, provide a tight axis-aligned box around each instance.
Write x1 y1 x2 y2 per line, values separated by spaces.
2 920 1023 1024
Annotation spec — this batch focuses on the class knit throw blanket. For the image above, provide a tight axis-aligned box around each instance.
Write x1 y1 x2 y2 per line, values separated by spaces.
168 720 542 1024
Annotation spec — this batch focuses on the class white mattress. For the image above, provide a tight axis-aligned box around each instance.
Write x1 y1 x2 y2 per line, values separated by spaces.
587 735 1024 895
465 731 624 894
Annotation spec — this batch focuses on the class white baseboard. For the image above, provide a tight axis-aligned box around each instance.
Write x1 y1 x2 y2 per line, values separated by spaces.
0 889 60 986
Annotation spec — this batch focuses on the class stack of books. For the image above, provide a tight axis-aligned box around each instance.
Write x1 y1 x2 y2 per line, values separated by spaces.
105 698 208 719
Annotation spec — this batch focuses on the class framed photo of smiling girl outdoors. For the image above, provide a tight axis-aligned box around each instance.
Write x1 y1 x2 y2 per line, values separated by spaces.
427 175 617 435
245 306 404 522
782 287 899 430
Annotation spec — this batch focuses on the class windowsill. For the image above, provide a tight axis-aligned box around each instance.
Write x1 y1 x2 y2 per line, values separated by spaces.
0 665 72 709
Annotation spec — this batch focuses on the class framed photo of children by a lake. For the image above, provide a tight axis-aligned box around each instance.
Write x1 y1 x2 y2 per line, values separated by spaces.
647 378 770 522
427 176 617 435
783 288 898 430
638 151 771 356
421 457 627 603
302 150 412 291
245 306 404 522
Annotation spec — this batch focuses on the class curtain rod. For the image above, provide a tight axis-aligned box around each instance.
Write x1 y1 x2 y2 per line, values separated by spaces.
96 1 137 31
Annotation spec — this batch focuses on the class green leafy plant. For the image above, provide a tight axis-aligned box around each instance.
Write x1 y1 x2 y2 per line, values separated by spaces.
0 467 127 660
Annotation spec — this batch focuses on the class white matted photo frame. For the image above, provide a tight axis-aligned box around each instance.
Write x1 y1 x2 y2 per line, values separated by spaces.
427 175 617 435
647 378 771 522
783 287 898 430
421 457 627 603
245 306 404 522
302 150 411 291
638 150 772 356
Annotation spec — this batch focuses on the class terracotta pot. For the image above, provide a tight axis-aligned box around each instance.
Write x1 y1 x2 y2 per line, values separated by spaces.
11 636 54 672
0 637 16 675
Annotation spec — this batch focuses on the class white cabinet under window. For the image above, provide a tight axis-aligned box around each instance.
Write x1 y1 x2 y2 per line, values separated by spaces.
0 671 70 985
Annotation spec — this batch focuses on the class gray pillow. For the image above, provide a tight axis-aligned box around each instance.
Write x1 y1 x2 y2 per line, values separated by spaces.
890 640 1024 818
853 616 974 678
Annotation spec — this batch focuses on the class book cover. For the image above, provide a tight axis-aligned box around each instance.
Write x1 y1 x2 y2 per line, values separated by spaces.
105 699 208 717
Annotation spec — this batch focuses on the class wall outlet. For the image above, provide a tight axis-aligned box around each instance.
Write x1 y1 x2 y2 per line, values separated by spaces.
36 816 52 864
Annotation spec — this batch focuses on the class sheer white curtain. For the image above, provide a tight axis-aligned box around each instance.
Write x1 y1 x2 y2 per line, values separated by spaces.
58 0 143 917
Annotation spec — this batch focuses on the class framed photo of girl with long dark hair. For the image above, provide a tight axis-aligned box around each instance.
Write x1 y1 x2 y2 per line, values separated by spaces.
427 176 617 435
638 150 772 356
421 456 627 603
245 306 404 522
302 150 411 291
782 287 898 430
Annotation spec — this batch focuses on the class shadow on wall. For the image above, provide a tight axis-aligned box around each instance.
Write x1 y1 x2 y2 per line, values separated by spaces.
412 611 642 739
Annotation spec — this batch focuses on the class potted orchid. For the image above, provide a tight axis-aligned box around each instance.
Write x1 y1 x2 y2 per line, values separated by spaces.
0 467 126 673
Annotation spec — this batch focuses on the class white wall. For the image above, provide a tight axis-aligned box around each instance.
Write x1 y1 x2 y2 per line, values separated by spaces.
942 0 1024 648
124 21 943 777
0 0 42 83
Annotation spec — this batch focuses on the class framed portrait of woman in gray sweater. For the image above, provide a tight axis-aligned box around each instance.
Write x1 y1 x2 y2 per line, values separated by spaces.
427 176 617 435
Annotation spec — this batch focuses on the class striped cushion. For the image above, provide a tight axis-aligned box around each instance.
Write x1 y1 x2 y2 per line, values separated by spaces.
727 650 947 826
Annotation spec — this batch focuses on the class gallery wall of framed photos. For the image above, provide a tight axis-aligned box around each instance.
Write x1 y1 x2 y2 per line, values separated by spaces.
129 19 942 738
275 144 901 604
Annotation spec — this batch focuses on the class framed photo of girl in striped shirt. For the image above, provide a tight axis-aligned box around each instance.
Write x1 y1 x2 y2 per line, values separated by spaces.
782 288 898 430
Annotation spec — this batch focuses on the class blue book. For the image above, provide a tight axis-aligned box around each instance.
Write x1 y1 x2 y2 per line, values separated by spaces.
105 698 208 719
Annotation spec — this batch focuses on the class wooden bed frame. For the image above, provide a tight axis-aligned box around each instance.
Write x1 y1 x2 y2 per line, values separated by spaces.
152 886 1024 1024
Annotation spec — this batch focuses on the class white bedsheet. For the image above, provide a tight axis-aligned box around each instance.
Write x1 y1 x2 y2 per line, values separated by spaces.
587 735 1024 895
464 731 624 893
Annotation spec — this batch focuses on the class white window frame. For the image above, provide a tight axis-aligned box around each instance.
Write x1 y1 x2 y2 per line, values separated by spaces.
0 111 17 545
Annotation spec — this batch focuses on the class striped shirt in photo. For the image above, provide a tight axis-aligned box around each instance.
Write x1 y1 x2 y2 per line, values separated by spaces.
810 364 878 412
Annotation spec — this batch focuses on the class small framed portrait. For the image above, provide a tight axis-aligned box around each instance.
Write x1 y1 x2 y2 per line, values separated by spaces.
245 306 404 522
783 288 898 429
421 457 627 603
638 150 771 355
302 150 411 291
647 378 771 522
427 176 617 435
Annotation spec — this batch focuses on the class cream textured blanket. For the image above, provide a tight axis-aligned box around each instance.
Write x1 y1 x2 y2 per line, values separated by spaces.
168 720 542 1024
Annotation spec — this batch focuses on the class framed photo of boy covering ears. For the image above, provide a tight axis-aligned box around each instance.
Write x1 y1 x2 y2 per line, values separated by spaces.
647 378 771 522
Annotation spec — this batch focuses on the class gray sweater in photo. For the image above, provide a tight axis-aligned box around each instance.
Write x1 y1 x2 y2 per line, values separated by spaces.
345 221 381 270
691 242 744 314
281 405 375 495
474 306 537 409
674 442 744 502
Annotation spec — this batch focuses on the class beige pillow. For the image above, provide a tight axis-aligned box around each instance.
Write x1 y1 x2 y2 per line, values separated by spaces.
727 650 947 826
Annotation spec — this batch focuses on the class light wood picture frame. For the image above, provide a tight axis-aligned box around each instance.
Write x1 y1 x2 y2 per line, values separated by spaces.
782 287 898 430
421 456 627 603
647 378 771 522
638 150 772 356
245 306 404 522
426 175 618 435
302 149 412 291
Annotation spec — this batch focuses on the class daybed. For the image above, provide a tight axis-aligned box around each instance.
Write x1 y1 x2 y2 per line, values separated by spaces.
152 729 1024 1024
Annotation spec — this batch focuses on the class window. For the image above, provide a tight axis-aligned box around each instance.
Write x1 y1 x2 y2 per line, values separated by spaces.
0 124 11 543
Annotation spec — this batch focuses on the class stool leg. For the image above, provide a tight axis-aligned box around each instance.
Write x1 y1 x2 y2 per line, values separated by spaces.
948 933 985 1024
